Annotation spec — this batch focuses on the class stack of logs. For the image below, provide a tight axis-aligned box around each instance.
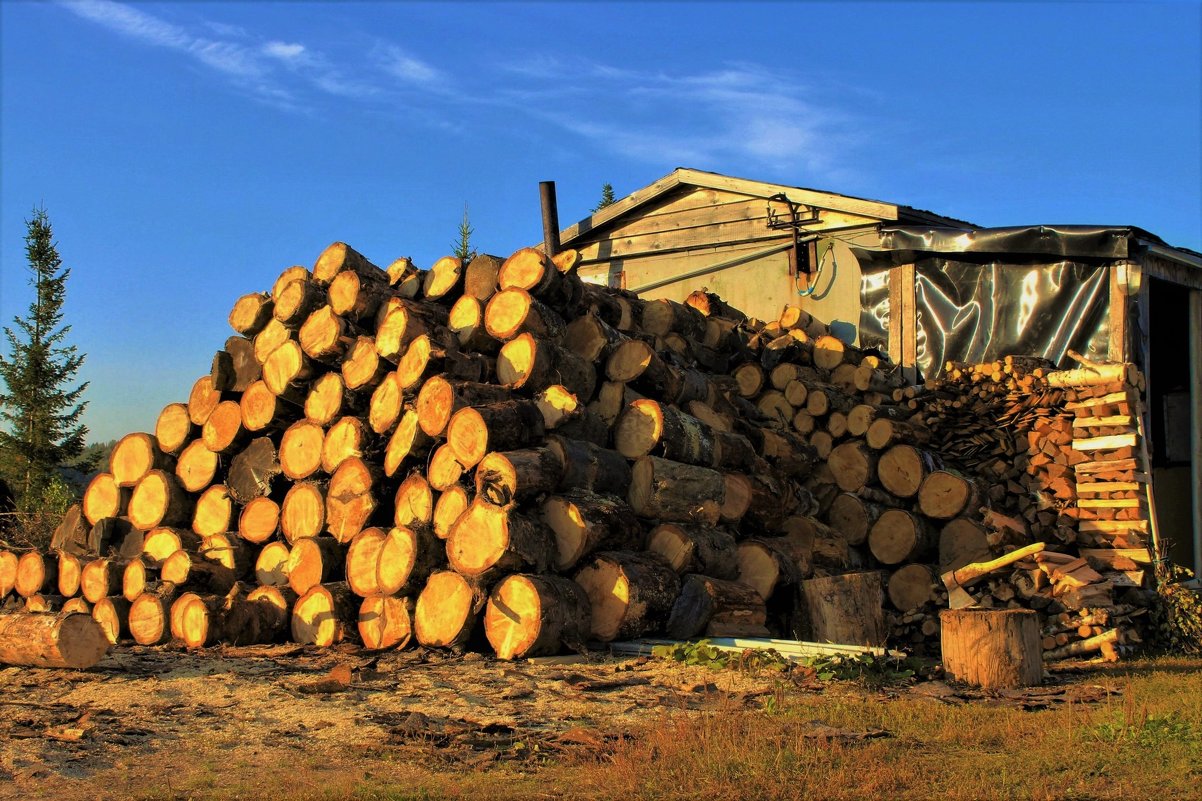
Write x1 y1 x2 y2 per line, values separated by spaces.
0 242 901 661
0 240 1159 665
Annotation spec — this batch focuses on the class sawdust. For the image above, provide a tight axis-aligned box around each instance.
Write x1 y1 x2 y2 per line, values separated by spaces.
0 645 779 800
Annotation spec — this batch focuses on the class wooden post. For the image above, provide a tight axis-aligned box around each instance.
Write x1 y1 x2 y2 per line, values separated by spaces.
1107 262 1134 363
887 264 917 383
539 181 561 258
940 609 1042 689
1191 289 1202 579
798 572 886 646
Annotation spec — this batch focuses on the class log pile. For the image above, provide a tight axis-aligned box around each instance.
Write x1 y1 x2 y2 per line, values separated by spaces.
0 241 1164 667
0 242 912 661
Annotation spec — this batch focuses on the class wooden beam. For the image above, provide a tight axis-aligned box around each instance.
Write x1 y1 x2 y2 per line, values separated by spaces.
887 268 903 366
1108 263 1130 363
898 264 917 382
1191 289 1202 578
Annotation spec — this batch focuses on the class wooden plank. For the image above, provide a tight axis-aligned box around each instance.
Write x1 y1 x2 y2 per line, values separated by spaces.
1142 251 1202 291
1079 499 1143 509
1080 520 1148 533
1077 482 1142 493
1072 415 1134 428
676 168 900 221
1080 548 1153 566
1073 434 1138 451
1064 391 1136 410
560 171 685 245
1074 458 1139 473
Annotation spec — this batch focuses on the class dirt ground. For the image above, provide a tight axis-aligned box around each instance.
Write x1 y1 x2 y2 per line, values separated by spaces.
0 644 1118 801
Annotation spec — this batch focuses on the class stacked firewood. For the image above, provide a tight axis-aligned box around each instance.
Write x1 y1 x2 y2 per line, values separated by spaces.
914 357 1155 660
4 242 926 661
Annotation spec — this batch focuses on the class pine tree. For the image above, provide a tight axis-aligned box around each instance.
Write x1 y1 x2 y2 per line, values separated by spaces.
0 208 89 507
593 183 616 213
452 203 476 262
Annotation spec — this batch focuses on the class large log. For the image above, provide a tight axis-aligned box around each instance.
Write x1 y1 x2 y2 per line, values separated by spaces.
15 551 58 598
736 537 811 601
826 441 878 493
541 491 645 571
646 523 738 580
291 582 358 646
446 500 554 580
227 437 282 505
82 473 129 527
128 584 181 646
345 527 389 598
614 399 716 466
414 570 487 650
498 333 596 400
358 594 414 651
825 493 887 547
280 481 326 543
887 564 938 612
0 611 110 669
110 433 173 488
287 536 346 596
392 471 434 528
868 509 935 566
917 469 981 520
665 574 768 639
279 420 326 481
484 574 591 660
484 288 566 341
446 400 545 469
574 551 681 642
128 470 192 531
416 376 512 438
313 242 379 286
475 447 563 505
628 456 724 525
940 609 1042 688
877 444 941 499
547 437 631 496
376 524 444 597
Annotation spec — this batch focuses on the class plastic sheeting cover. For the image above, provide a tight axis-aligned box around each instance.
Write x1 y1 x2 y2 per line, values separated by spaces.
860 259 1110 379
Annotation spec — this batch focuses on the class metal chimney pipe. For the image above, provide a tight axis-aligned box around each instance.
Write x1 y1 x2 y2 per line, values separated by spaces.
539 181 561 258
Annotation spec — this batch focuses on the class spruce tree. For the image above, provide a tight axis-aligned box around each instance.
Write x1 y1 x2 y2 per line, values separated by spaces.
593 182 616 213
0 208 89 505
451 203 476 262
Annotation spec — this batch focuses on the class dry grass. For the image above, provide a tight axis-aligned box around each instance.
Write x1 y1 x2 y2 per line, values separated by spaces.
331 658 1202 801
23 655 1198 801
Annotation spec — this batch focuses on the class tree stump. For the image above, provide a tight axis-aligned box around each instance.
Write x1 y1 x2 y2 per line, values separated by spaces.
940 608 1042 689
798 572 887 646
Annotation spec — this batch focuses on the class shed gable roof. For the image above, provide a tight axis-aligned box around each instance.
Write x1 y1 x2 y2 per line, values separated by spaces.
559 167 973 246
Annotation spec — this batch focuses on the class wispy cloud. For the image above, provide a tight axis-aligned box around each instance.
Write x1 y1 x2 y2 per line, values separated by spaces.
59 2 863 178
377 45 444 87
502 61 859 178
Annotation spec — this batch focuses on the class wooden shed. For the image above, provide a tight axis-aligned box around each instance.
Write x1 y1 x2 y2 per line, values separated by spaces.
556 167 1202 581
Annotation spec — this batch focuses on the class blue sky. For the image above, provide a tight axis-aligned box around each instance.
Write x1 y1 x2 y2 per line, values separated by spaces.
1 1 1199 443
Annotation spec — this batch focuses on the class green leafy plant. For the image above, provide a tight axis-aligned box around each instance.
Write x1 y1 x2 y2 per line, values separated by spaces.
1151 563 1202 655
650 640 789 672
798 653 916 687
